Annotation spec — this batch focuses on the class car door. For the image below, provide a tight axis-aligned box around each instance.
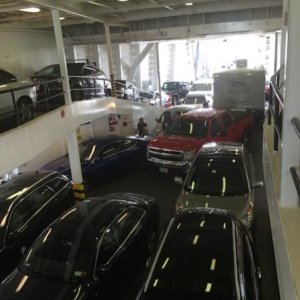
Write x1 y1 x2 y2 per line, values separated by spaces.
118 139 140 170
3 197 40 276
86 142 120 182
0 70 16 116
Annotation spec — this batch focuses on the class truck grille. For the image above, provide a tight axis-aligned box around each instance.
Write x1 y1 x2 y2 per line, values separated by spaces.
148 147 183 162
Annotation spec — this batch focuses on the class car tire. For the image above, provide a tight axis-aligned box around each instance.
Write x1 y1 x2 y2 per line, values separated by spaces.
17 98 34 124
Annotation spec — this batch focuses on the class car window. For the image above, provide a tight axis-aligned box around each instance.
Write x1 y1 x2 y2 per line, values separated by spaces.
46 177 69 193
98 207 145 265
211 118 225 137
35 65 59 76
101 142 120 159
26 185 54 212
82 67 93 76
7 199 34 235
0 70 16 84
119 139 136 150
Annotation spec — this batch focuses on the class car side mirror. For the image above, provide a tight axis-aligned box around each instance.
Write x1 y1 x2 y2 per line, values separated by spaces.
174 176 183 185
20 246 27 256
252 181 264 188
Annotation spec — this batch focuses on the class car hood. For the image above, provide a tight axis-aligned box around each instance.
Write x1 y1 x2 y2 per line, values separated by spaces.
149 134 206 152
187 91 210 97
178 192 250 220
0 270 89 300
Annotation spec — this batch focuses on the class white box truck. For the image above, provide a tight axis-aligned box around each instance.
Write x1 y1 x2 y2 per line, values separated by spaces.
213 68 265 120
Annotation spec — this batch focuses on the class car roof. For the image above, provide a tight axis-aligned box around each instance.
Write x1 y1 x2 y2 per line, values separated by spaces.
53 193 152 238
180 108 225 120
142 208 239 298
163 105 198 113
82 135 139 147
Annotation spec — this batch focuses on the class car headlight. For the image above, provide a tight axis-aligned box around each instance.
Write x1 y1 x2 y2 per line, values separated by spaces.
183 151 196 161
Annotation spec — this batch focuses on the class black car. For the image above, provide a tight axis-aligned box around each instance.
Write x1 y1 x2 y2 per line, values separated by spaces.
32 63 108 107
0 193 159 299
137 208 262 300
0 171 75 281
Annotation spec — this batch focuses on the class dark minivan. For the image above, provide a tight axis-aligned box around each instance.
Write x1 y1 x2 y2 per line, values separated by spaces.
0 171 74 281
137 208 261 300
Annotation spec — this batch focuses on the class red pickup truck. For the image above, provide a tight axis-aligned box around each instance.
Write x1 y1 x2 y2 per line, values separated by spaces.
147 108 254 173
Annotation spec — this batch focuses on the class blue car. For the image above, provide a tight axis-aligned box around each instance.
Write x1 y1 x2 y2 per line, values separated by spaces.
41 135 148 187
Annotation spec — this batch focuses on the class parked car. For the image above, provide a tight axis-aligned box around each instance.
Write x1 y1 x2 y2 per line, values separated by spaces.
161 81 191 105
186 79 214 104
150 90 171 107
115 80 140 101
0 171 75 281
31 63 107 105
181 94 210 107
0 193 159 299
137 208 262 300
150 105 200 137
0 68 37 124
41 135 149 188
147 108 254 174
175 142 263 227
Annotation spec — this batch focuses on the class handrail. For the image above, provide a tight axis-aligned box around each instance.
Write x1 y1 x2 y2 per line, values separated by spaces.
268 66 285 151
291 117 300 139
290 167 300 200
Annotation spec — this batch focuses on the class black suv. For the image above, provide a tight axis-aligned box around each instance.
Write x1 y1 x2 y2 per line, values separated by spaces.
32 63 108 108
161 81 190 105
0 171 75 281
137 208 262 300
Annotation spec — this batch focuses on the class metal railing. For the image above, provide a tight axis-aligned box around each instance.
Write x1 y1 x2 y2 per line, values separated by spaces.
267 66 285 151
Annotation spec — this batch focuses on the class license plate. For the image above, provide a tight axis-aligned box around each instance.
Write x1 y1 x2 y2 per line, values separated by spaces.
159 167 168 174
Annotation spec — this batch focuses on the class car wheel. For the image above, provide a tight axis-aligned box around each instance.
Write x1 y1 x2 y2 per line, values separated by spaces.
17 98 34 124
71 87 84 101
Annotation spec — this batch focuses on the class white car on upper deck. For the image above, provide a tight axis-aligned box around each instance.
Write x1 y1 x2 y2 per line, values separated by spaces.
0 68 37 124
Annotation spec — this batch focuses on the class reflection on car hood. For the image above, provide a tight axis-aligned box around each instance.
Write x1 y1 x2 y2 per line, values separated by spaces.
178 193 250 219
150 134 204 152
0 270 87 300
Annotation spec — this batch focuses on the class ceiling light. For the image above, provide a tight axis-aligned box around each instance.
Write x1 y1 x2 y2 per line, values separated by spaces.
19 7 40 13
60 17 65 20
164 5 174 11
185 2 193 6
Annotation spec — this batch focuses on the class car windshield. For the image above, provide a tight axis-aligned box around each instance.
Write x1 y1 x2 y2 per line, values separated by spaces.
191 83 212 91
165 118 208 138
158 111 187 123
142 213 236 300
79 144 99 162
184 157 248 196
21 213 98 282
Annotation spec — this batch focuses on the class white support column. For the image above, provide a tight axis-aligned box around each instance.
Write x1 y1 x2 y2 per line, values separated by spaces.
280 0 288 69
155 43 162 107
52 9 83 185
279 0 300 207
51 9 72 105
104 23 116 97
66 131 83 184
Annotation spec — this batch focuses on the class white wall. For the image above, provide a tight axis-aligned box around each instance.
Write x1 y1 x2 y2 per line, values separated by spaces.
0 30 58 76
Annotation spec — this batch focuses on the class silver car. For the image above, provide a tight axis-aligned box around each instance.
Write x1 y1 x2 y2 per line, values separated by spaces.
175 142 263 227
0 68 37 124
